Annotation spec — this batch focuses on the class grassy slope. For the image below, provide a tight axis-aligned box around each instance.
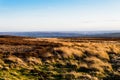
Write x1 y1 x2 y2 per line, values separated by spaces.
0 36 120 80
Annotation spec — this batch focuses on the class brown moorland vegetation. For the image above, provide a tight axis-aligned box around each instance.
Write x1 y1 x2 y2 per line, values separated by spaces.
0 35 120 80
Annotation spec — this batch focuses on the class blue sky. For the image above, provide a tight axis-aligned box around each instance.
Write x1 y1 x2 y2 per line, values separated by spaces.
0 0 120 31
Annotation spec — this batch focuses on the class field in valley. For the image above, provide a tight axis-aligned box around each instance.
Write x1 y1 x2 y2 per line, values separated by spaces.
0 36 120 80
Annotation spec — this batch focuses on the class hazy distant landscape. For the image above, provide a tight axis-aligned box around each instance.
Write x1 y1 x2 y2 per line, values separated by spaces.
0 31 120 38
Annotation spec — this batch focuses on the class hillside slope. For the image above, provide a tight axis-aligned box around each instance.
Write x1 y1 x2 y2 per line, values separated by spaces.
0 36 120 80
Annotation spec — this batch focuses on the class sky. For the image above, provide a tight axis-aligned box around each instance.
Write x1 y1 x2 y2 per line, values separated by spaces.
0 0 120 32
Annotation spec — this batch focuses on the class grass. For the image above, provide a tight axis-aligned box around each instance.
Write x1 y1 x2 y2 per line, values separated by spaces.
0 36 120 80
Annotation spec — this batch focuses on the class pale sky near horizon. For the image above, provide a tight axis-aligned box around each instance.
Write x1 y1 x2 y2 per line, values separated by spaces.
0 0 120 32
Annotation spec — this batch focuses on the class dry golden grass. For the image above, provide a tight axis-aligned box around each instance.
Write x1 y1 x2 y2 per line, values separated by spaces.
54 47 83 58
0 36 120 80
27 57 42 65
5 56 27 68
84 57 112 72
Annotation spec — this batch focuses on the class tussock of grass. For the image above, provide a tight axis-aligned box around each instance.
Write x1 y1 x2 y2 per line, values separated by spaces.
54 47 83 58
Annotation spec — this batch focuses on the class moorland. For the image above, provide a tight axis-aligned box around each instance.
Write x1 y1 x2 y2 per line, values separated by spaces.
0 35 120 80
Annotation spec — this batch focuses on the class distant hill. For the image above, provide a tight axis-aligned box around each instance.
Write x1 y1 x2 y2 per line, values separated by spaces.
0 31 120 38
92 32 120 37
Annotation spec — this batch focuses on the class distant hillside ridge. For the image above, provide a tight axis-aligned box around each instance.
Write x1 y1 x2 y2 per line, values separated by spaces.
0 31 120 38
